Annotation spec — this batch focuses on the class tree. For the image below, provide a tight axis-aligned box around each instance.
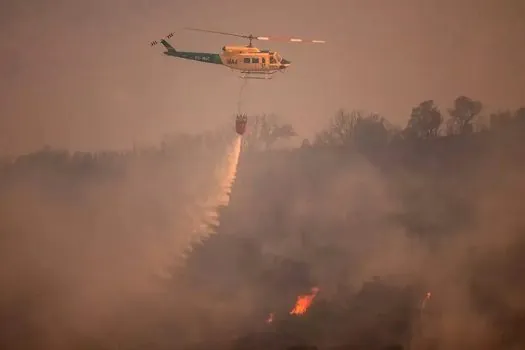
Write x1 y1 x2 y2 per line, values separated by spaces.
490 107 525 134
244 114 297 151
515 107 525 127
352 112 390 153
313 109 358 147
313 109 390 153
268 123 297 148
405 100 443 139
300 138 312 149
489 110 513 129
447 95 482 135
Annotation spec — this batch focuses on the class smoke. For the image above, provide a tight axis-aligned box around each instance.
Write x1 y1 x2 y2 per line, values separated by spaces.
394 141 525 350
427 166 525 350
0 132 238 349
1 124 525 349
173 133 525 349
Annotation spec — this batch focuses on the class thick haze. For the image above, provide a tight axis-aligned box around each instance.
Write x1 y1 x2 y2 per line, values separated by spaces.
1 0 524 154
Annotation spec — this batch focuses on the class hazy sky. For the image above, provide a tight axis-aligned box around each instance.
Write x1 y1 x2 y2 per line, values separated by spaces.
1 0 524 154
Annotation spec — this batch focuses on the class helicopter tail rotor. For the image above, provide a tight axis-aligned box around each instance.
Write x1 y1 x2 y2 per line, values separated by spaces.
150 32 175 47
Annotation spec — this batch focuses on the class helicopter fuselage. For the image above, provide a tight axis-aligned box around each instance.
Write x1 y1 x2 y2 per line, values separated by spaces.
218 46 290 72
160 40 290 75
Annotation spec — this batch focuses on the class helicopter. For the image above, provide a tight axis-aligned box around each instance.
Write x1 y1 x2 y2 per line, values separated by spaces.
150 28 326 80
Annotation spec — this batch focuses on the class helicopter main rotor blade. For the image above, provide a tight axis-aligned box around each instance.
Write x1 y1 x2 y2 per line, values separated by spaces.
256 35 326 43
184 27 326 44
184 27 251 39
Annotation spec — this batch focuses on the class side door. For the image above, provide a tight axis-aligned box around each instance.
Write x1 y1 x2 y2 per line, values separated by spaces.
250 56 260 71
261 55 267 70
242 56 251 70
269 54 277 70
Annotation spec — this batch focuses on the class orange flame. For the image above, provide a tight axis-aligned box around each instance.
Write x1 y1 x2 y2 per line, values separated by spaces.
289 287 319 315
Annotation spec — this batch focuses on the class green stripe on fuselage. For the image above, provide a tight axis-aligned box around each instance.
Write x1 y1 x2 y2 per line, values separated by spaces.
165 51 222 65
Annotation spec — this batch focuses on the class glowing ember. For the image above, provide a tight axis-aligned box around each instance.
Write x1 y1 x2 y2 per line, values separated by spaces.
266 312 274 323
289 287 319 315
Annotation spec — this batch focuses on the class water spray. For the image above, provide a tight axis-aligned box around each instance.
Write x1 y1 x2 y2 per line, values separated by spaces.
180 134 243 260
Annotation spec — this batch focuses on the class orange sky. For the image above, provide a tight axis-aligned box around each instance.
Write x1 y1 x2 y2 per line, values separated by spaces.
1 0 524 155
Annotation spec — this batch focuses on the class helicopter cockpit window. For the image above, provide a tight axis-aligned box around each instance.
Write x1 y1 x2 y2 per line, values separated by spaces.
269 56 276 64
274 53 282 62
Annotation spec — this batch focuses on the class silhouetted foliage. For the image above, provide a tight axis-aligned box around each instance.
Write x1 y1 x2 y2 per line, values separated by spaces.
516 107 525 122
313 109 391 154
244 114 297 151
446 95 483 135
405 100 443 139
352 112 390 153
490 110 514 129
313 109 358 148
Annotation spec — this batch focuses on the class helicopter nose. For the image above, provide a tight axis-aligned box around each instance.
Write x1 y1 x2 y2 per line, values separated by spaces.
279 58 291 69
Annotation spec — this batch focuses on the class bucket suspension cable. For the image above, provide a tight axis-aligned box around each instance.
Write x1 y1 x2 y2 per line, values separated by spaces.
237 79 249 115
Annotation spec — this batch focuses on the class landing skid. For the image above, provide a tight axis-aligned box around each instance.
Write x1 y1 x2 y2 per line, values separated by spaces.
239 70 279 80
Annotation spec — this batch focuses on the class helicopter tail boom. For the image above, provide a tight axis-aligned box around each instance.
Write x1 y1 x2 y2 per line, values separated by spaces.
161 42 223 65
151 35 222 65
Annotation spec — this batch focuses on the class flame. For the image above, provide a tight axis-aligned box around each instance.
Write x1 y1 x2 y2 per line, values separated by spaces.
289 287 319 315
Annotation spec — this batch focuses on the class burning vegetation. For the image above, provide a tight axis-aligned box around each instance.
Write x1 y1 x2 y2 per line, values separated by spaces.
289 287 319 316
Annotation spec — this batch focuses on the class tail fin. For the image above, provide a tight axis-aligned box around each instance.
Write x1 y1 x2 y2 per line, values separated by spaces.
150 32 176 52
160 39 176 52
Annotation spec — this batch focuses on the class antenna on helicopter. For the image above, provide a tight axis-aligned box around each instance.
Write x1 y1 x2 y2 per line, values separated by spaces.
184 27 326 47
